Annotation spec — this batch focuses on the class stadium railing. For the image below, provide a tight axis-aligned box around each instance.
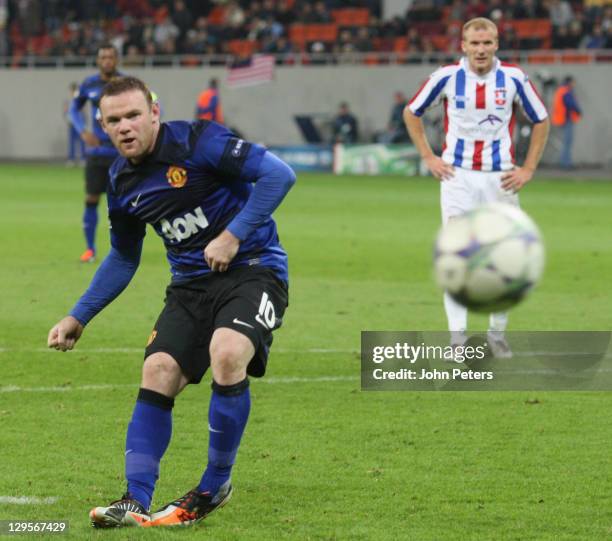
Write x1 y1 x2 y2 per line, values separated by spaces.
0 49 610 69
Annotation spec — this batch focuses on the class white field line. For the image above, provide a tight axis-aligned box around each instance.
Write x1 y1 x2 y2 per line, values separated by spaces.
0 496 58 505
1 347 610 358
0 347 358 354
0 376 359 394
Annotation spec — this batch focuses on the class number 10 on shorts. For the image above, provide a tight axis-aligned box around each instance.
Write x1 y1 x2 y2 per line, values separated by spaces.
256 292 275 330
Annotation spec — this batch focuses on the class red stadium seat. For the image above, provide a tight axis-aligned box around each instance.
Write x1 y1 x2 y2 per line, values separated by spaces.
290 24 338 51
227 39 258 57
413 22 445 37
393 37 408 52
561 53 592 63
431 35 450 52
331 8 370 26
180 55 203 67
207 6 226 25
304 24 338 42
511 19 552 48
289 24 307 50
527 53 556 64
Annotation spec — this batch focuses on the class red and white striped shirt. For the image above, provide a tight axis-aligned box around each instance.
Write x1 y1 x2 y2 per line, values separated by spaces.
408 57 548 172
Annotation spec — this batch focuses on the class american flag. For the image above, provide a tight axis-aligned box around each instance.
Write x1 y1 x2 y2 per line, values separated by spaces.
226 55 275 88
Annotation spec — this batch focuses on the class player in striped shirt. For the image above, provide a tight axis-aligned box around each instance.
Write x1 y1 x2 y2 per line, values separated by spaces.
404 17 550 357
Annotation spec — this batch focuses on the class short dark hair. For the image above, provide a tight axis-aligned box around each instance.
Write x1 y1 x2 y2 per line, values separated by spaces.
209 78 218 89
100 76 153 108
97 43 118 55
563 75 574 85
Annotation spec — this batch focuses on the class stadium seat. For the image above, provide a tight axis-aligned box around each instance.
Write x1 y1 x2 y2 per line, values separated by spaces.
207 5 226 25
431 35 450 52
393 37 408 52
180 55 203 67
413 22 445 37
227 40 258 58
305 24 338 43
330 8 370 26
561 53 592 63
527 53 556 64
511 19 552 49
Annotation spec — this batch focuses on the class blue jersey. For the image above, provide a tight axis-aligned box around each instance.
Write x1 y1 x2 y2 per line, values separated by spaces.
69 73 122 159
107 120 289 282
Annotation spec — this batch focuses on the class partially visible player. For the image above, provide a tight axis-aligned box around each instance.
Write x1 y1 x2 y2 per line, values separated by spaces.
195 78 224 123
48 76 296 529
69 43 122 263
403 17 550 357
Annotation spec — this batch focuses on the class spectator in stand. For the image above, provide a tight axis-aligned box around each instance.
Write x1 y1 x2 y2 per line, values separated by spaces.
265 35 293 55
0 0 7 57
449 0 466 22
406 27 424 51
153 13 179 52
335 29 356 54
552 25 571 48
603 7 612 32
312 1 331 23
581 23 606 48
499 24 520 50
171 0 193 51
551 76 582 169
123 44 144 66
485 0 504 20
549 0 574 31
331 102 359 144
566 20 584 48
378 91 410 144
299 3 319 24
465 0 487 21
522 0 549 19
354 26 374 52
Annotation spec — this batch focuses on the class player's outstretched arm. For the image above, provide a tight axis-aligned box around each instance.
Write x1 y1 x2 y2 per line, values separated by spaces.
403 107 454 180
501 118 550 192
47 241 142 350
47 316 84 352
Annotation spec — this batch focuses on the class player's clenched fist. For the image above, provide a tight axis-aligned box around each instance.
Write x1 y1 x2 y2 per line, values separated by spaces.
204 229 241 273
47 316 84 352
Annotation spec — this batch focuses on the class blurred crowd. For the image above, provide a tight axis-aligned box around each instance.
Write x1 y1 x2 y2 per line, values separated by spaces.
0 0 610 60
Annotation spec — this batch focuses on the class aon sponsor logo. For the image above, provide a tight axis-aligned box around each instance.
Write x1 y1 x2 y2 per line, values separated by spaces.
160 206 209 242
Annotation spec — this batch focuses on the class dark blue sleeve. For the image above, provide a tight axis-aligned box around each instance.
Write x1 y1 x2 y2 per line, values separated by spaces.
563 91 581 115
68 83 88 134
226 151 296 241
69 241 143 326
193 122 267 181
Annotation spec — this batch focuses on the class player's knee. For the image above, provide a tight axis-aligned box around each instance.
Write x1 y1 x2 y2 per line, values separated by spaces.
210 342 243 372
142 353 183 394
210 333 254 382
85 194 100 205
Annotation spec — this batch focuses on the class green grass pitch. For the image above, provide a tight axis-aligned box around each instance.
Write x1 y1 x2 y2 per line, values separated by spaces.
0 164 611 540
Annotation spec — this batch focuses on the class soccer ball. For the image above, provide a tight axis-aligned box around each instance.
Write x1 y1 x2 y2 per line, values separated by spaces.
434 203 545 312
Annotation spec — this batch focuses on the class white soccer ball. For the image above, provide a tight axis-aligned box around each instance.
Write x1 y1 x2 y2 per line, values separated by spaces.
434 203 545 312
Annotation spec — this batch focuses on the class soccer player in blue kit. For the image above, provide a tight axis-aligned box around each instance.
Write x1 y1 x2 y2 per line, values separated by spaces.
69 44 122 263
47 76 296 528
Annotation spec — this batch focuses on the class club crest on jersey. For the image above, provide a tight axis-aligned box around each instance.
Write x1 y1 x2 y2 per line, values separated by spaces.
495 89 507 107
166 166 187 188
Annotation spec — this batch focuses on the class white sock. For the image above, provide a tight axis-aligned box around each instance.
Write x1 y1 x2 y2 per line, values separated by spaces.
488 312 509 335
444 292 468 341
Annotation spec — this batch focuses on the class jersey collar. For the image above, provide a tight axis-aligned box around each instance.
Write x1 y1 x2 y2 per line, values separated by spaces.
460 56 500 79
